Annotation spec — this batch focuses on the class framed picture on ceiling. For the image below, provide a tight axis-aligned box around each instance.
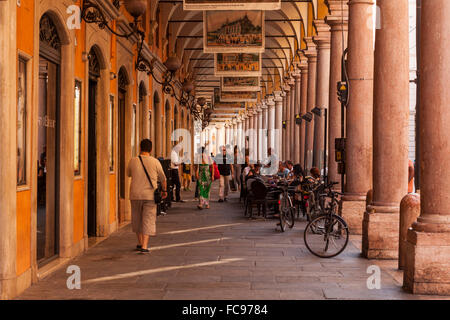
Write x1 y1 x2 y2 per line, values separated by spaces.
203 10 265 53
184 0 281 11
214 88 247 107
221 76 261 92
220 89 258 102
214 53 262 76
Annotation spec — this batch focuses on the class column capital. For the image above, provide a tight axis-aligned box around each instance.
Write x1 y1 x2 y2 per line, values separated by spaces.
288 77 295 87
267 98 276 107
274 95 283 103
313 19 331 49
348 0 375 6
326 0 349 17
283 84 291 92
325 0 349 31
304 37 318 61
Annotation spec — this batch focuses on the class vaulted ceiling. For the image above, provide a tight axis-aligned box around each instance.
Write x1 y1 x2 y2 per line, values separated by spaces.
153 0 328 123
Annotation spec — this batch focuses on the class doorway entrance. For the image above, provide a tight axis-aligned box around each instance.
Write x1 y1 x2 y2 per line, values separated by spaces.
37 14 61 265
87 48 100 236
118 68 128 224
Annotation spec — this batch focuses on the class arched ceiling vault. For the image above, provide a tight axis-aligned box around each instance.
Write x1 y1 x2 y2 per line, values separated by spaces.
152 0 327 123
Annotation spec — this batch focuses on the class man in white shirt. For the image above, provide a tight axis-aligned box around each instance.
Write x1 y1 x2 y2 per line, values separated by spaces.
170 144 184 202
127 139 167 253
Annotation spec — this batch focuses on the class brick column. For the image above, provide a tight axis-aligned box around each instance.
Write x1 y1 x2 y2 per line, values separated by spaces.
339 0 375 235
313 20 331 173
362 0 410 259
304 37 317 170
326 0 348 189
403 0 450 295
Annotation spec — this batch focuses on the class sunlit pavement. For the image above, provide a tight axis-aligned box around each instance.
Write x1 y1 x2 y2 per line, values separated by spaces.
17 182 448 300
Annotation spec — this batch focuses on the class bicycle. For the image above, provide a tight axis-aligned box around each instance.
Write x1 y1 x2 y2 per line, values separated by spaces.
272 180 296 232
303 182 349 258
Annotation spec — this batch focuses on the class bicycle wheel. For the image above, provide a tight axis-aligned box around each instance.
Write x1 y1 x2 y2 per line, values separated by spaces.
304 214 349 258
278 193 291 232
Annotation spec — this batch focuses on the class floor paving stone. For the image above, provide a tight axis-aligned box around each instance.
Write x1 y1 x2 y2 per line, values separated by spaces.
15 184 448 300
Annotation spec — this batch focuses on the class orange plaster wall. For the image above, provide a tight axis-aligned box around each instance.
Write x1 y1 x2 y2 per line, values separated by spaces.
17 0 34 56
73 10 86 244
318 1 329 20
16 0 34 277
16 191 31 276
73 179 85 243
109 175 116 224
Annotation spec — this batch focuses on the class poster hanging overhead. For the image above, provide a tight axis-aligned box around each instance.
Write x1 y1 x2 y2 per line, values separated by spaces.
221 76 261 92
214 53 262 76
204 11 265 53
220 90 258 102
184 0 281 11
213 88 247 107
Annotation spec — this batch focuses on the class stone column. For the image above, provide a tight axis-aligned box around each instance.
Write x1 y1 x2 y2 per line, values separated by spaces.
304 37 318 170
224 123 228 146
267 98 276 152
299 54 308 168
340 0 375 235
289 77 296 161
281 91 287 160
274 92 283 161
313 20 331 173
245 113 250 150
404 0 450 295
236 116 243 154
252 110 258 162
362 0 410 259
326 0 349 189
261 102 268 160
293 71 301 164
283 85 292 161
232 119 237 147
257 106 263 161
0 0 17 300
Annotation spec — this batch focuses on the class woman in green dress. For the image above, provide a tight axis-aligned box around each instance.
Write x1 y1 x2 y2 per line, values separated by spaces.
196 149 214 209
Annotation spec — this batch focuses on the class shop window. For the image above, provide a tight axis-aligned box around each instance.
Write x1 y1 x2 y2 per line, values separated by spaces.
74 80 82 175
109 95 114 171
17 57 28 185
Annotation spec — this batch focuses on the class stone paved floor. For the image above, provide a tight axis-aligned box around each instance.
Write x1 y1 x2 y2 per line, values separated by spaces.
17 183 448 300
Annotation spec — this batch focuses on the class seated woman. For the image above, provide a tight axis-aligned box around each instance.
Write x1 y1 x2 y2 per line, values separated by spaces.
246 164 263 194
310 167 321 182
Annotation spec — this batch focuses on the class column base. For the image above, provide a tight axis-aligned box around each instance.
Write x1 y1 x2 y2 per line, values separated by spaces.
0 277 17 300
403 229 450 296
339 195 366 235
362 205 399 259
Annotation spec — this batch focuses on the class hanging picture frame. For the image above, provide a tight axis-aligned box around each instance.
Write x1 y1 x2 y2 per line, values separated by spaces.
220 89 258 102
221 76 261 92
184 0 281 11
214 53 262 76
204 11 265 53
